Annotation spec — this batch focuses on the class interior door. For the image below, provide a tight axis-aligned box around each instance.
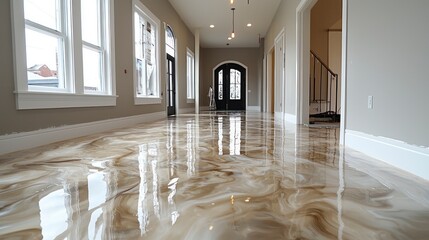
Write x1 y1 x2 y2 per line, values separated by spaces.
214 63 246 110
167 54 176 116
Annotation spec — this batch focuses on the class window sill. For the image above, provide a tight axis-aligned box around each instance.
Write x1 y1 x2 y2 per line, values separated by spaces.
15 91 118 110
187 99 195 104
134 96 162 105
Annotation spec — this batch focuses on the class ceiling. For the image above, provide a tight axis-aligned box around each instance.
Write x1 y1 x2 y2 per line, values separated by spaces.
168 0 282 48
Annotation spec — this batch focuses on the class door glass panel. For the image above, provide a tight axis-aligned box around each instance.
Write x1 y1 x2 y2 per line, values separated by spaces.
229 69 241 100
218 70 223 100
169 75 173 106
230 85 235 100
235 70 241 99
167 59 173 107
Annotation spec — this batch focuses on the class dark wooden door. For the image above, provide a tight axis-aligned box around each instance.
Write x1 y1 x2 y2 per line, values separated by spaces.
214 63 246 110
167 54 176 116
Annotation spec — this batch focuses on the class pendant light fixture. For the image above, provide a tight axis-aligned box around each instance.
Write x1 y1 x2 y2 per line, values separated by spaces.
231 0 249 4
231 8 235 38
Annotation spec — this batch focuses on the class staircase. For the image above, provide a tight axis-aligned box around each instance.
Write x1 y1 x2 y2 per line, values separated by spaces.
309 50 340 122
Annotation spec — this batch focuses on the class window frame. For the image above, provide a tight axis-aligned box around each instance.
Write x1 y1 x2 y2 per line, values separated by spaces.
11 0 116 110
132 0 162 105
186 48 195 103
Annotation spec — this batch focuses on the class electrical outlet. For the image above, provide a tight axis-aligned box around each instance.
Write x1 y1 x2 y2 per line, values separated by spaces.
368 96 373 109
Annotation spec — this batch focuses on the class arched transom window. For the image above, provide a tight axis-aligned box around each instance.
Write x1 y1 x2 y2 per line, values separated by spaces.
166 26 175 57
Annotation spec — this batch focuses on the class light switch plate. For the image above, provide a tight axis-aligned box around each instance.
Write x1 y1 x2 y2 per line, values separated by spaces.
368 96 373 109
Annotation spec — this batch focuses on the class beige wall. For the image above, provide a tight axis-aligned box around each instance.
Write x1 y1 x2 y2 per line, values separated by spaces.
346 0 429 147
199 48 261 108
328 30 342 111
264 0 300 115
0 0 194 135
310 0 342 64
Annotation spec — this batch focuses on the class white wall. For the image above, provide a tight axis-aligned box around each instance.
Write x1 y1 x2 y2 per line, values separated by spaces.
346 0 429 147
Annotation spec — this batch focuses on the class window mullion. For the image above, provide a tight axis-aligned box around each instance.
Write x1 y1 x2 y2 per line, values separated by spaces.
100 0 108 94
71 0 84 94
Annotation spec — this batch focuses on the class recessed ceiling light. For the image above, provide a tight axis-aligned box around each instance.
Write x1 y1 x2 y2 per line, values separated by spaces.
247 23 252 27
228 37 232 40
210 25 215 28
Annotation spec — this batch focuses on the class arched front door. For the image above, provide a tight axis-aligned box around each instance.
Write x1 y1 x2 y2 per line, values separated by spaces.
214 63 246 110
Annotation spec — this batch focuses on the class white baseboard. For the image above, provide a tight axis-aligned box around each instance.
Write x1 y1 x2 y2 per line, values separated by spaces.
0 111 166 155
247 106 260 112
284 113 297 124
345 130 429 181
178 108 195 114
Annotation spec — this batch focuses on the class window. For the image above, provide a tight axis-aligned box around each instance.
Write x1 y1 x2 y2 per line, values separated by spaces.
230 69 241 100
11 0 116 109
133 0 161 105
166 26 175 57
187 49 195 101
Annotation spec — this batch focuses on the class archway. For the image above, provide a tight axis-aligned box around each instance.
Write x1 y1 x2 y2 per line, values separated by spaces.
213 62 247 110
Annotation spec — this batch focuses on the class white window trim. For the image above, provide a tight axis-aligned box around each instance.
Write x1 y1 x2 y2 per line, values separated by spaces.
186 48 195 103
132 0 162 105
11 0 117 110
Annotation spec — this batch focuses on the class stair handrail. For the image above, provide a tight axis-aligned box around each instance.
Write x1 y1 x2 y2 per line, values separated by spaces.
310 50 338 78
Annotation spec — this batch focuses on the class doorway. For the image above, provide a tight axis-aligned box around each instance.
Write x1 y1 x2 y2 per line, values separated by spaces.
166 26 176 116
266 47 275 113
297 0 345 141
214 63 246 110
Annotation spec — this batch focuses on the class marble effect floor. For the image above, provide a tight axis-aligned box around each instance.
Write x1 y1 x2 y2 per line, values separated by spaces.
0 112 428 240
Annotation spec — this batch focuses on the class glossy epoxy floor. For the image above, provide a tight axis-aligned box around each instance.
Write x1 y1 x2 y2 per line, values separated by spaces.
0 112 428 240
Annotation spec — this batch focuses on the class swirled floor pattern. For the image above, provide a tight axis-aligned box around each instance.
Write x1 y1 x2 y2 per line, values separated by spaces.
0 112 428 240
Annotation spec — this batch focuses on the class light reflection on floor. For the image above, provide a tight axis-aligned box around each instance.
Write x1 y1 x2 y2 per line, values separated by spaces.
0 111 428 240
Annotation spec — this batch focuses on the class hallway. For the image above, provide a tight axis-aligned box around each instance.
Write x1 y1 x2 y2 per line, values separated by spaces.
0 112 428 239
